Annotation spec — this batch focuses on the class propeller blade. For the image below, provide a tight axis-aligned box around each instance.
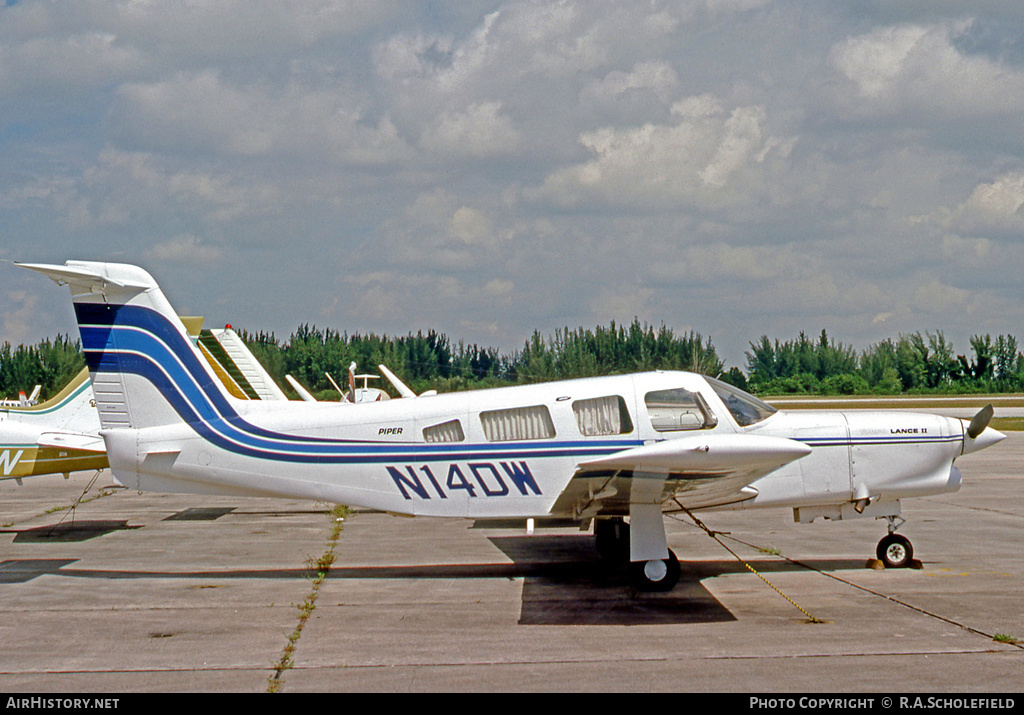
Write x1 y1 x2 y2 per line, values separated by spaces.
966 404 994 439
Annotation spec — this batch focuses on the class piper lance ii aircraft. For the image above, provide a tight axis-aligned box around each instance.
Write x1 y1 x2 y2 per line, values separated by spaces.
21 260 1006 592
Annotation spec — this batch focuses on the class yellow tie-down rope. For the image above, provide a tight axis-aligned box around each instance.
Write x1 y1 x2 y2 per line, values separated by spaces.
671 500 825 624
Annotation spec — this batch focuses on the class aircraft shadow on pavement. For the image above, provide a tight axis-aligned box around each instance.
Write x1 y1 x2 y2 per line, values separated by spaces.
488 535 869 627
163 507 236 521
0 559 78 584
487 534 730 626
3 520 141 543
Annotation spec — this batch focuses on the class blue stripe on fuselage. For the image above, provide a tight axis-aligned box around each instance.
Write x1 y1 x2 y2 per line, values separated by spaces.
74 302 637 464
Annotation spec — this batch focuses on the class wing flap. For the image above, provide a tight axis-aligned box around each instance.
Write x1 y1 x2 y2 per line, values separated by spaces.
552 433 810 518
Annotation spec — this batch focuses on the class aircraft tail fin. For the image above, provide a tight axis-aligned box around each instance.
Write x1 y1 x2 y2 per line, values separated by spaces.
209 327 288 401
18 261 234 431
10 367 98 434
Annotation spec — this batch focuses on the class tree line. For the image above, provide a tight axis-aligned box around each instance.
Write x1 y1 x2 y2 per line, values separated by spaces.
744 329 1024 395
0 334 86 403
2 322 1023 401
238 320 722 399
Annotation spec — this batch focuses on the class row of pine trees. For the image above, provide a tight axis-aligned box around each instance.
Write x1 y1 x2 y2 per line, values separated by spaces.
745 330 1024 395
2 322 1023 402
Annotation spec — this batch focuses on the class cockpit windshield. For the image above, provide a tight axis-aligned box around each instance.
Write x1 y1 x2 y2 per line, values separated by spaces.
706 377 777 427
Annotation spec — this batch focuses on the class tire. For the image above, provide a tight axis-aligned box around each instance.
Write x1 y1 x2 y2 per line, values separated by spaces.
630 549 680 592
877 533 914 569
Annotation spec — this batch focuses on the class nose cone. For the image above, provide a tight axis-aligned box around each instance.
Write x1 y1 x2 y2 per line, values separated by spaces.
961 424 1006 455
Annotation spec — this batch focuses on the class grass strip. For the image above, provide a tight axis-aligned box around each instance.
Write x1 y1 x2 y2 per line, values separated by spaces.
267 503 349 693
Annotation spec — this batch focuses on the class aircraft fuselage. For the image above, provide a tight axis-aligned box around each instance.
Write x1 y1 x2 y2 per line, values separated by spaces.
101 369 983 524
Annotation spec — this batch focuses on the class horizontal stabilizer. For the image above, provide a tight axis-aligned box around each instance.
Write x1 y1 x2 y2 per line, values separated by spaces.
17 262 153 292
378 364 417 398
37 432 106 452
285 375 317 402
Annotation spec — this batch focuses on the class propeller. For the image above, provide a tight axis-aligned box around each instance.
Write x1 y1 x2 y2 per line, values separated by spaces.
966 404 994 439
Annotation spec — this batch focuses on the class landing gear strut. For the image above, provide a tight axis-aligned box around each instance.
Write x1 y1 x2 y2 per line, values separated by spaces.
593 514 682 592
876 515 914 568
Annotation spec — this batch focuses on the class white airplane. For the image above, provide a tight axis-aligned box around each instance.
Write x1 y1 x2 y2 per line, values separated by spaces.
21 260 1006 592
346 363 390 403
288 364 432 403
0 367 108 483
1 385 41 407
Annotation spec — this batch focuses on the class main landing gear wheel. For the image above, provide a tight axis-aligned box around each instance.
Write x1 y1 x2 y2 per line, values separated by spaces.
876 533 914 569
630 549 680 592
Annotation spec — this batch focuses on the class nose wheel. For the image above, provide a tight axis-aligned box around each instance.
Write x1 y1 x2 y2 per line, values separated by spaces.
876 533 914 569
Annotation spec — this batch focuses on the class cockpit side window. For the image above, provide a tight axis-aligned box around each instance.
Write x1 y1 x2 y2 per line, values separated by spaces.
644 388 718 432
706 377 777 427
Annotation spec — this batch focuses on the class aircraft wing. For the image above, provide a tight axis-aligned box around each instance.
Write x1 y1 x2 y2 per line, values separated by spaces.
36 432 106 452
551 433 811 518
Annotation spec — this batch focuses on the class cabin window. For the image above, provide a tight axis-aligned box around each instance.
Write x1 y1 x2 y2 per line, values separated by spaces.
706 377 777 427
644 388 718 432
423 419 465 443
480 405 556 442
573 395 634 436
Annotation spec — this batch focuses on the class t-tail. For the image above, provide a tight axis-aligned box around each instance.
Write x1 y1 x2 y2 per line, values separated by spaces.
17 261 232 433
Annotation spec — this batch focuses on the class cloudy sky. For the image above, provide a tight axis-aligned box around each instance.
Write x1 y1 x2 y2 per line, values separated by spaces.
2 0 1023 370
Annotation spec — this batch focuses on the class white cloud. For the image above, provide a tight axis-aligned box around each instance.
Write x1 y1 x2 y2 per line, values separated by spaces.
421 101 521 158
912 278 971 314
962 173 1024 225
915 171 1024 237
146 234 224 263
113 71 413 164
830 25 929 99
4 0 1024 371
378 190 503 271
587 284 654 326
484 278 514 297
700 106 766 187
940 234 993 263
827 21 1024 118
449 206 495 247
0 32 142 98
532 97 782 208
1 289 40 347
703 0 770 11
579 61 679 121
